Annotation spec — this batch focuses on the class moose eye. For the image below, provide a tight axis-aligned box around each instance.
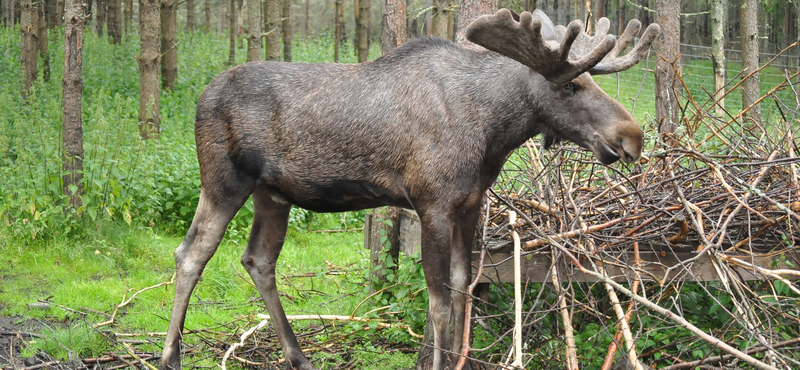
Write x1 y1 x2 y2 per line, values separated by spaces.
562 82 576 94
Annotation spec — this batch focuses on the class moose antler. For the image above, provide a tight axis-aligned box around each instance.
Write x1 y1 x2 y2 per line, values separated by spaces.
466 9 660 84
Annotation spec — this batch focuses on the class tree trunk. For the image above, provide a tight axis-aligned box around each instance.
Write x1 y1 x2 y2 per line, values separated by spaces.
711 0 726 116
107 0 121 44
740 0 760 124
124 0 132 35
584 0 591 32
334 0 343 62
355 0 369 62
63 0 84 209
556 0 566 25
20 0 37 99
282 0 292 61
94 0 105 36
228 0 236 64
139 0 161 140
245 0 261 61
655 0 680 138
204 0 210 32
455 0 496 45
160 0 177 90
186 0 195 31
45 0 56 27
265 0 281 60
431 0 448 38
380 0 406 54
302 0 308 39
37 0 49 82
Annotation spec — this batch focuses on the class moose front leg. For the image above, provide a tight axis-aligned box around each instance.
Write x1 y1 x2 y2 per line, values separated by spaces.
448 204 481 368
419 208 456 370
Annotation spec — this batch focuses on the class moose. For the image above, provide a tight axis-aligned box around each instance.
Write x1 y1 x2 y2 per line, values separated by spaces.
160 9 659 370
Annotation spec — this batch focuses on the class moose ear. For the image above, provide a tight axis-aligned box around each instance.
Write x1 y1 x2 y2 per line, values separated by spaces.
532 9 557 42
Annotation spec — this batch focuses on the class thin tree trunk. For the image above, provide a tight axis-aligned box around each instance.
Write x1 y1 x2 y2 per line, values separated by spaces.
431 0 448 38
282 0 292 61
302 0 308 39
160 0 177 90
217 0 224 35
655 0 681 137
711 0 726 116
94 0 105 36
20 0 37 99
556 0 565 25
45 0 56 27
186 0 195 31
37 0 49 82
139 0 161 140
124 0 132 35
63 0 84 209
57 0 64 26
741 0 760 124
380 0 406 54
245 0 261 61
204 0 210 32
228 0 236 64
585 0 591 32
355 0 369 62
265 0 281 60
334 0 343 62
107 0 121 44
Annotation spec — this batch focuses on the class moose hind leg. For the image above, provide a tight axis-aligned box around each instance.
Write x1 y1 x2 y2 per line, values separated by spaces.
240 185 314 370
162 185 253 370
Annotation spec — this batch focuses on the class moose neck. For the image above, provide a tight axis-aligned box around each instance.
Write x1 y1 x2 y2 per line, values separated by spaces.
464 52 554 180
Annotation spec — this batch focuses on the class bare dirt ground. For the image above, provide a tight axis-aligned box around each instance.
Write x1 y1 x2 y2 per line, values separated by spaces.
0 316 43 369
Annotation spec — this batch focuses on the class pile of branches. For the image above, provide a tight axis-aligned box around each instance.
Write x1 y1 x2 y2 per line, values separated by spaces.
472 58 800 369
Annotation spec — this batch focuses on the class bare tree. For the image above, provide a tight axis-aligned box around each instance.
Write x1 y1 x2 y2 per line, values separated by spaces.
94 0 106 36
228 0 236 64
355 0 370 62
303 0 308 39
282 0 292 61
37 0 49 82
124 0 133 35
711 0 726 116
3 0 17 27
741 0 760 123
431 0 449 38
161 0 177 89
186 0 195 31
245 0 261 61
107 0 121 44
63 0 84 209
380 0 406 54
655 0 680 137
265 0 281 60
20 0 38 99
204 0 210 32
334 0 343 62
139 0 161 139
